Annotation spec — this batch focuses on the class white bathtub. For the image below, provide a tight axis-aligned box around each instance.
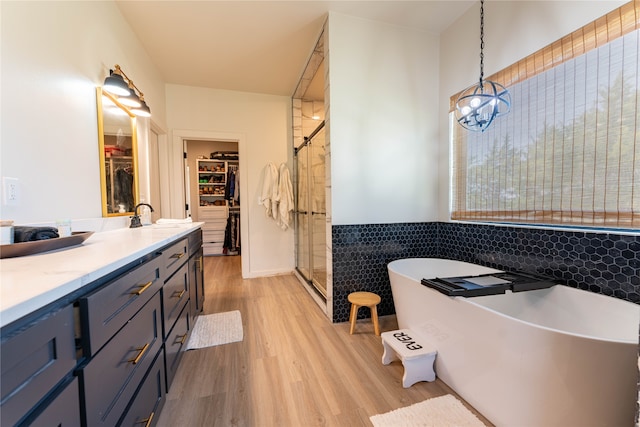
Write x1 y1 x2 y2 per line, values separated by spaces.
388 258 640 427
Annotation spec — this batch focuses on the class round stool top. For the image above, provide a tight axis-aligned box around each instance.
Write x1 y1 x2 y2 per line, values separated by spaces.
348 291 381 306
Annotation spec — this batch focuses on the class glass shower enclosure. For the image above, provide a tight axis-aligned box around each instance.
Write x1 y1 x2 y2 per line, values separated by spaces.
295 121 327 298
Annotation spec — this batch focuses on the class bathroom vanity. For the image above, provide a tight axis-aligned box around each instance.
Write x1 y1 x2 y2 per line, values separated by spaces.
0 224 204 426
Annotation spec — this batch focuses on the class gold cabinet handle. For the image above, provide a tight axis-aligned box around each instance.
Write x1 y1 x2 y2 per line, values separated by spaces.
137 412 154 427
170 252 185 260
128 343 150 365
176 333 188 345
197 256 203 271
130 281 153 296
173 289 186 299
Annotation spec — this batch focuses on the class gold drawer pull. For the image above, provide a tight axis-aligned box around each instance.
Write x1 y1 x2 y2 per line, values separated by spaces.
137 412 154 427
130 281 153 296
128 342 150 365
170 252 185 260
173 289 186 299
177 333 188 345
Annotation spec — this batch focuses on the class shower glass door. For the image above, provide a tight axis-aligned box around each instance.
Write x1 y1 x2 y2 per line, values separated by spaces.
295 122 326 298
296 144 311 282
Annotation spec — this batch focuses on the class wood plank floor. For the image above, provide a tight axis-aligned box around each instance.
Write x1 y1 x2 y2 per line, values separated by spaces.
156 255 493 426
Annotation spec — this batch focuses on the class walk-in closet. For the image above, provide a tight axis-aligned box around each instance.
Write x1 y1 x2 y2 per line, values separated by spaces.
185 140 240 256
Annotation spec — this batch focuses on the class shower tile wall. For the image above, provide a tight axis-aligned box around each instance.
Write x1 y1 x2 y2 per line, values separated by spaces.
331 222 640 322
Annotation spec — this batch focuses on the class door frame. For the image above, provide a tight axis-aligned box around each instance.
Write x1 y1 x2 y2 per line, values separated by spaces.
171 129 248 278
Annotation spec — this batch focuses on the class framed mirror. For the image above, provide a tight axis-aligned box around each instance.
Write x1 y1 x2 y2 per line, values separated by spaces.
96 87 139 216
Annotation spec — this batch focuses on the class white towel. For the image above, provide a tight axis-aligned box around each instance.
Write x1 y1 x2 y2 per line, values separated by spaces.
277 164 294 230
156 218 193 224
259 162 279 220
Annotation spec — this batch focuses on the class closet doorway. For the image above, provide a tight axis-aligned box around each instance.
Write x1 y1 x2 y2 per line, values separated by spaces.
295 121 326 298
185 139 240 257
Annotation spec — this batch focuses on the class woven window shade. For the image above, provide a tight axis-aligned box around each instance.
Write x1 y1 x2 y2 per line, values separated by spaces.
451 2 640 228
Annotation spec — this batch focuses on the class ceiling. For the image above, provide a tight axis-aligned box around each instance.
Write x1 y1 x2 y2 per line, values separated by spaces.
116 1 475 97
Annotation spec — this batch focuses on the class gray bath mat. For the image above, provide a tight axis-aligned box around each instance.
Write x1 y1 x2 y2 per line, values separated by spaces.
370 394 485 427
186 310 243 350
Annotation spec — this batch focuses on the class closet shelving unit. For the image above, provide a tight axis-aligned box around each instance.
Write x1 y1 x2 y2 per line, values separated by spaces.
197 159 227 255
196 158 240 256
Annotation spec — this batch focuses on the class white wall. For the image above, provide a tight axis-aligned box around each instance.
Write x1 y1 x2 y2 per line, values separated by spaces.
437 0 627 221
327 12 441 225
0 1 166 225
165 85 294 277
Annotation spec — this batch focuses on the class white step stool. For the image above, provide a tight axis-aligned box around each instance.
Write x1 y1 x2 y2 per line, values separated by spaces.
381 329 437 388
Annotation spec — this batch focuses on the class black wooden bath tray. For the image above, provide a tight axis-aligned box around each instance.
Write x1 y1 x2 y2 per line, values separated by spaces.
421 271 556 297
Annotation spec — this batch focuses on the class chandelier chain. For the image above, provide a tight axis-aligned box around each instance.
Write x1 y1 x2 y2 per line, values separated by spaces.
479 0 485 86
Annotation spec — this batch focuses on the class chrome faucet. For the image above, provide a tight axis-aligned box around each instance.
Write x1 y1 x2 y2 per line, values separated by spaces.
130 203 154 228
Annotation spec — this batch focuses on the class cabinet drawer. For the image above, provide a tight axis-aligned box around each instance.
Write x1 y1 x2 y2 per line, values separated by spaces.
117 351 165 427
165 303 191 391
80 258 162 356
81 292 162 427
198 206 228 220
1 305 75 427
162 263 189 338
202 219 227 232
203 229 225 243
161 238 188 280
203 242 224 256
26 377 80 427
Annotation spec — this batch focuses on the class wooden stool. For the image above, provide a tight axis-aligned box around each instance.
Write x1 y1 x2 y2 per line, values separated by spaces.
348 291 381 335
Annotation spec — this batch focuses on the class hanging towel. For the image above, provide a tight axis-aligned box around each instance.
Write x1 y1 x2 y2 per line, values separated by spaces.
276 163 294 230
259 162 279 219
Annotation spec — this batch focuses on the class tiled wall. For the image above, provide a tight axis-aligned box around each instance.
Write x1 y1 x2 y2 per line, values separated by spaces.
331 221 640 322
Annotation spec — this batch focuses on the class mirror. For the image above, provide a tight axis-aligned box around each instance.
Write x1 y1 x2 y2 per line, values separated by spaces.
96 87 139 216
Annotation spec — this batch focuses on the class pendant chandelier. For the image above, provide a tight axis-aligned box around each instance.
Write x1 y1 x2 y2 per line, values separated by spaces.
455 0 510 132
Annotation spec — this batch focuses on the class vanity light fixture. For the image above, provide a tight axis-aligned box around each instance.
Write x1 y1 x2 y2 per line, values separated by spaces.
131 95 151 117
454 0 510 132
102 64 151 117
103 65 130 96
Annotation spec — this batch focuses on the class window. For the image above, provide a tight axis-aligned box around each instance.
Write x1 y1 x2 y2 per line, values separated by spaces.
451 2 639 229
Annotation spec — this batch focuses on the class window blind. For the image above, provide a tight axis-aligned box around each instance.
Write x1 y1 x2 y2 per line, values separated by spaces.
451 2 639 228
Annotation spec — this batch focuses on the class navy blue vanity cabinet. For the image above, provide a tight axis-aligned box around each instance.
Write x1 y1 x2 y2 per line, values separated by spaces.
116 351 166 427
0 305 78 427
80 291 163 427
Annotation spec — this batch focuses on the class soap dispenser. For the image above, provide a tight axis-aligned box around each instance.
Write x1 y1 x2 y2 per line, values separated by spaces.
140 198 152 226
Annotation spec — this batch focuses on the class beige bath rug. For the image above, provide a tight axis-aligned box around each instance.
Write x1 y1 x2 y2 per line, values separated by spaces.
186 310 243 350
370 394 485 427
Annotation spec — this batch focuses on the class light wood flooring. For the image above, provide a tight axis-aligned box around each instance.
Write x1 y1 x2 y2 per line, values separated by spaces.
156 255 493 427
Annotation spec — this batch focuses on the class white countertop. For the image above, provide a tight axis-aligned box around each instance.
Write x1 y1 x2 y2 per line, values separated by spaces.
0 223 203 329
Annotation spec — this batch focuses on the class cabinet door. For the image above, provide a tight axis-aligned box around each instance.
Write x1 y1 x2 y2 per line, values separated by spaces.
188 249 204 323
25 377 81 427
117 351 165 427
81 293 163 427
1 305 76 427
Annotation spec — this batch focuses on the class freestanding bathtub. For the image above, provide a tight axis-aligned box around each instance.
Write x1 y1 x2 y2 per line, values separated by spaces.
388 258 640 427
